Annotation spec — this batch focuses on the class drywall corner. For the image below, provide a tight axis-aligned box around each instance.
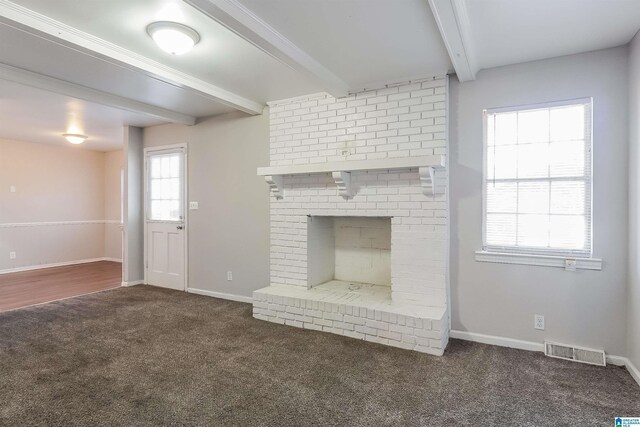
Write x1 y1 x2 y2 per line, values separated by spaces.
123 126 144 284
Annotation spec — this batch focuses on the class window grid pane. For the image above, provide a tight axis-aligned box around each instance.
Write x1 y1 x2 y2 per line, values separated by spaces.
148 152 183 221
484 101 591 256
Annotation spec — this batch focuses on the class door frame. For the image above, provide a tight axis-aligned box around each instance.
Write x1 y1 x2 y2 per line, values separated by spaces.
143 143 188 291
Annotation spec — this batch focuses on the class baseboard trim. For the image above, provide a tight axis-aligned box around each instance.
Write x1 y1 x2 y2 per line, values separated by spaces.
624 358 640 387
121 280 144 287
0 257 121 275
605 355 628 367
187 287 253 304
450 329 638 385
450 330 544 352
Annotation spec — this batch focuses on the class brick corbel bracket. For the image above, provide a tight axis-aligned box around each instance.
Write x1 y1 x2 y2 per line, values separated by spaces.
264 175 284 199
418 166 436 196
331 171 352 199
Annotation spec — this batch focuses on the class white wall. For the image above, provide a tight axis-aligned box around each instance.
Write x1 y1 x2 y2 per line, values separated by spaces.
627 32 640 371
450 47 629 355
0 138 122 271
143 111 270 298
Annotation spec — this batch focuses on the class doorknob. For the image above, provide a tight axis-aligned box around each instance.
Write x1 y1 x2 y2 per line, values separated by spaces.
177 225 183 230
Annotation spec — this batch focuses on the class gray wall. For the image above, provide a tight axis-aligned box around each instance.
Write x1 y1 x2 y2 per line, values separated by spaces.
628 32 640 370
143 110 270 298
450 47 629 355
123 126 144 284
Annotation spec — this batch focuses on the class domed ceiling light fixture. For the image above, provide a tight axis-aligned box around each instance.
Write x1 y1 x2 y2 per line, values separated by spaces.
146 21 200 55
63 133 88 144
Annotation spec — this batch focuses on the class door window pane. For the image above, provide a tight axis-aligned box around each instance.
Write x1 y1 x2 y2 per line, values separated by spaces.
148 152 183 221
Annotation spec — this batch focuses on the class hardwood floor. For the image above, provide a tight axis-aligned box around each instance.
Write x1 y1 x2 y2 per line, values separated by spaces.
0 261 121 312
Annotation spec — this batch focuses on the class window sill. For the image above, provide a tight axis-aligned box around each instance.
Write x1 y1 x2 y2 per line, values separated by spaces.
474 251 602 271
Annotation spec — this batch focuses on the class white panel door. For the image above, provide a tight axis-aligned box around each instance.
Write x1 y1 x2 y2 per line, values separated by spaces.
145 147 186 291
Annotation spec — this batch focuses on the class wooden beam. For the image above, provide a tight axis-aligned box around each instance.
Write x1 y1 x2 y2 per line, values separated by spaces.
184 0 350 98
0 62 197 125
0 0 264 114
428 0 478 82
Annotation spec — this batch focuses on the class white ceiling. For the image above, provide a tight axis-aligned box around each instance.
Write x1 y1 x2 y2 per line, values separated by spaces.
12 0 322 103
0 22 236 118
0 79 162 151
236 0 453 90
466 0 640 70
0 0 639 151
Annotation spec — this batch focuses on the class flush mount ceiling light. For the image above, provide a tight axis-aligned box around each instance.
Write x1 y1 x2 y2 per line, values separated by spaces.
63 133 88 144
146 21 200 55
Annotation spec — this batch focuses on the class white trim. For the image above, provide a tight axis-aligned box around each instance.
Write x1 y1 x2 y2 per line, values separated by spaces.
0 219 121 228
348 74 448 97
184 0 349 98
0 257 121 275
121 280 145 287
142 143 188 154
605 356 640 387
0 0 263 115
605 354 629 367
102 257 123 263
450 330 640 386
187 287 253 304
450 330 544 352
257 155 446 176
474 251 602 270
484 97 593 114
427 0 477 82
0 62 196 125
481 98 594 259
267 92 328 107
625 358 640 387
143 143 188 291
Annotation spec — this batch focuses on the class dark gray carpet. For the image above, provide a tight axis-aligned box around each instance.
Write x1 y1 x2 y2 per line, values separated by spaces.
0 286 638 426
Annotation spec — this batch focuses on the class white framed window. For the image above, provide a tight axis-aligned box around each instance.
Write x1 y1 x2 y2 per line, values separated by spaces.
477 98 600 269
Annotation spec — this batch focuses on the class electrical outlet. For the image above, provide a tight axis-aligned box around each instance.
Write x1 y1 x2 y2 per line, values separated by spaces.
9 251 16 260
534 314 545 330
226 271 233 281
564 258 577 271
189 201 199 210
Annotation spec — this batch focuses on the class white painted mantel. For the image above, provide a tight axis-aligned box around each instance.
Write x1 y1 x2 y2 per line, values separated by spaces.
258 155 446 199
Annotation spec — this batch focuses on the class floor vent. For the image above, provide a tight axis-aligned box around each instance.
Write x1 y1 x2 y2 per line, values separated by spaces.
544 341 606 366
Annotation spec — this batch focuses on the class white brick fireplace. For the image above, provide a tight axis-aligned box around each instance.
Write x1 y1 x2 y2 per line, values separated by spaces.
253 77 450 355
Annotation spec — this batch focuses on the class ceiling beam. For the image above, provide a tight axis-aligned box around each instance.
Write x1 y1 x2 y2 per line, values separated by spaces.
428 0 478 82
0 62 197 125
184 0 350 98
0 0 264 115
